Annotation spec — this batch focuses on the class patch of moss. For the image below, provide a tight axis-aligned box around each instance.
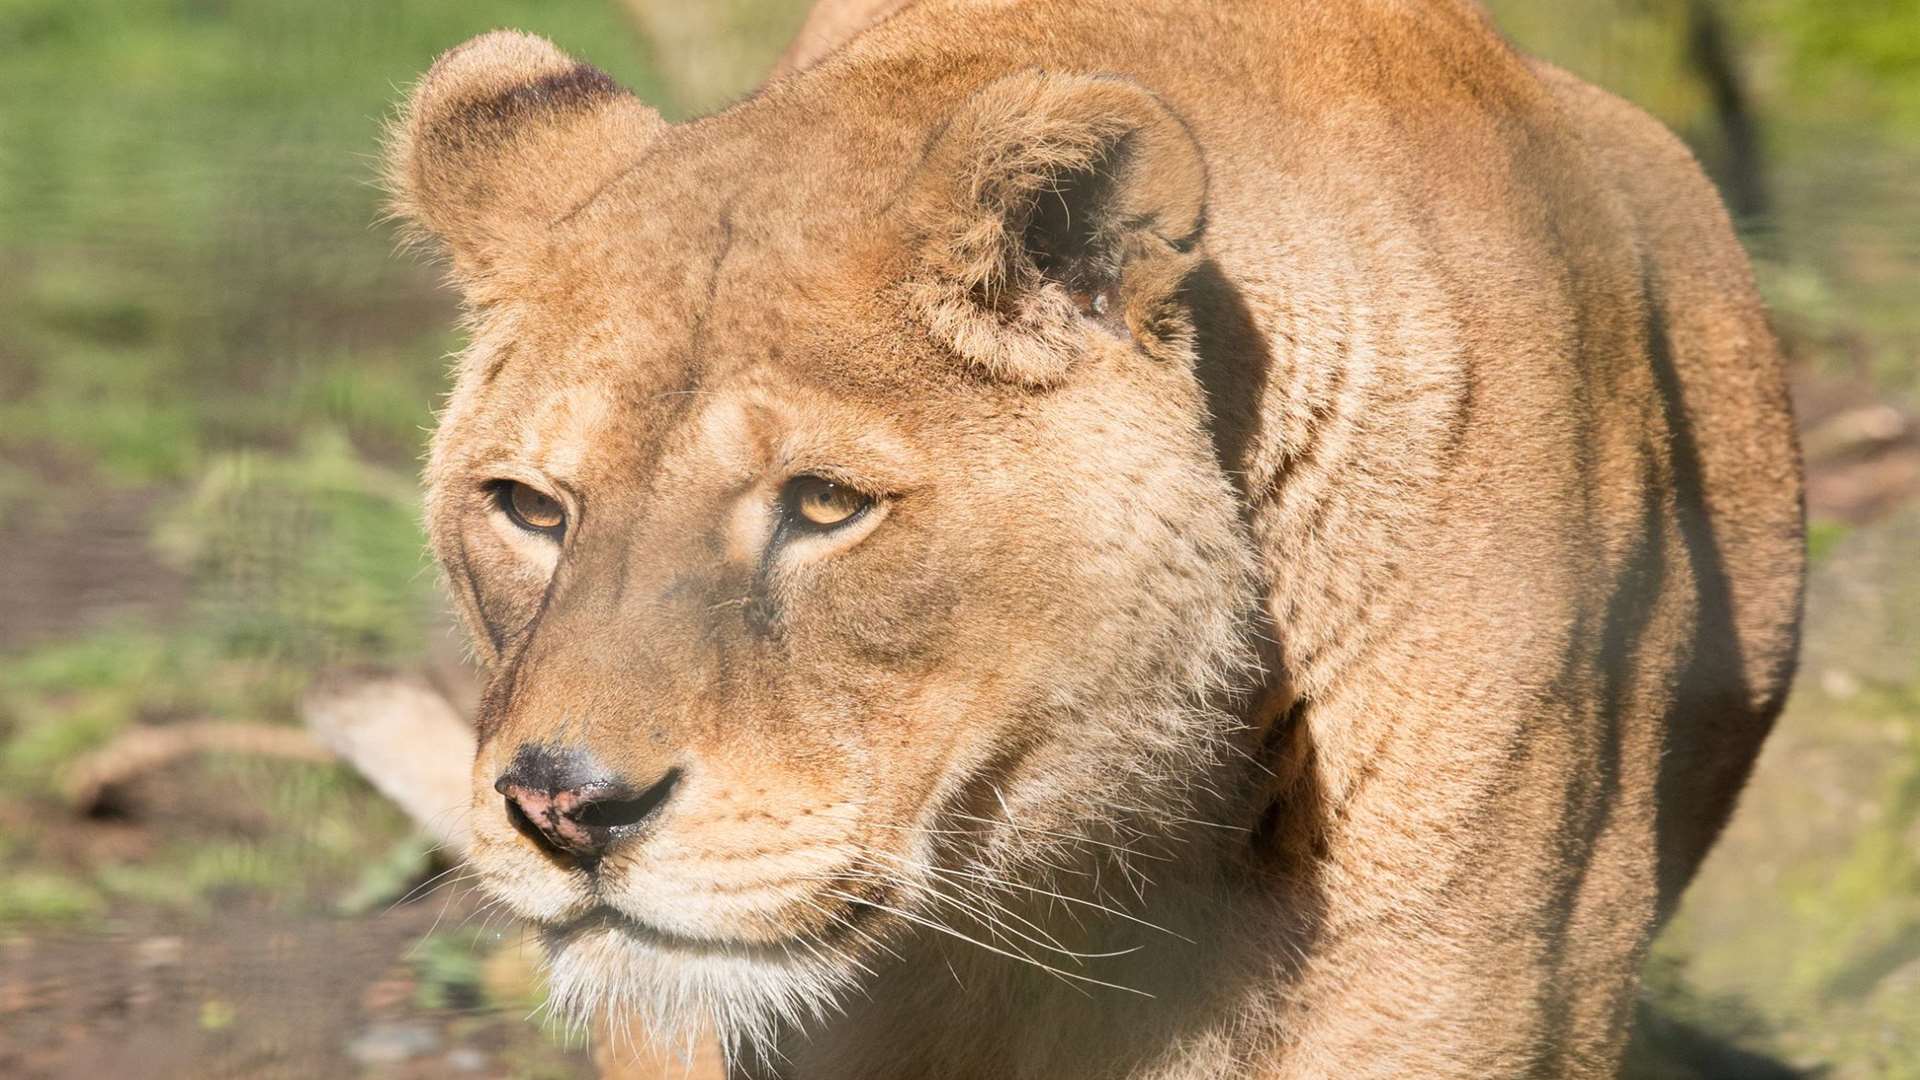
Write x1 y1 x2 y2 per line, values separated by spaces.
155 431 435 668
411 929 492 1011
0 871 107 927
1807 518 1852 566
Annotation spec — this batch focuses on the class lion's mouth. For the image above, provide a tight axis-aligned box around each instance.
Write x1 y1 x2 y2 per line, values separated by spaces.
546 906 776 959
544 888 892 960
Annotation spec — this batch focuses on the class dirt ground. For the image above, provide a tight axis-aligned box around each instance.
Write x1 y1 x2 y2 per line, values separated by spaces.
2 907 524 1079
0 777 597 1078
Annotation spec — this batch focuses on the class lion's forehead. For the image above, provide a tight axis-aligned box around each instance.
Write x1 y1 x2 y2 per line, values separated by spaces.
442 246 952 500
444 325 931 508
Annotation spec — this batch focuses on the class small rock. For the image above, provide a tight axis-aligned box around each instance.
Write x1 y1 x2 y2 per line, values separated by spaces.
1800 403 1911 460
346 1020 441 1066
445 1046 489 1072
359 974 416 1013
1820 667 1862 700
134 936 184 969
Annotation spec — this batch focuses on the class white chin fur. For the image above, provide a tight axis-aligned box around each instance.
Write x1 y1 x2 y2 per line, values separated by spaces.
542 921 859 1066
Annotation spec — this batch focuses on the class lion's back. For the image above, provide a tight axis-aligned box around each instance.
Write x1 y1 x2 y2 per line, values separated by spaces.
1534 59 1805 908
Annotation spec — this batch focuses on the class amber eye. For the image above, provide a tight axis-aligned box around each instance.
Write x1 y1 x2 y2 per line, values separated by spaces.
496 481 566 537
784 475 870 530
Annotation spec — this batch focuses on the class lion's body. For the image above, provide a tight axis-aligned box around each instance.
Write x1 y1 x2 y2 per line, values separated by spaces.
384 2 1803 1077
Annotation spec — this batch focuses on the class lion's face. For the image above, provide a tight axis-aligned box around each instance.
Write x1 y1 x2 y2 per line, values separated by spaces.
391 33 1262 1045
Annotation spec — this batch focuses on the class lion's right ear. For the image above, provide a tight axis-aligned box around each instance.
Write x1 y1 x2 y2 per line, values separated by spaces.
902 71 1208 386
384 31 665 286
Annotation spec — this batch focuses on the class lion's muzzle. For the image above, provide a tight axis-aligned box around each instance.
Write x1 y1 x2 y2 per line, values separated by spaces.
493 743 682 868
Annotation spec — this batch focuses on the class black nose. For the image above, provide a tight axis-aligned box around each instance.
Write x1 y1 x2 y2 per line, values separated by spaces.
493 745 680 866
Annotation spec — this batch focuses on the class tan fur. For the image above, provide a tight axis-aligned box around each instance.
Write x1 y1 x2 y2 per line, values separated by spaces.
771 0 914 79
383 3 1804 1076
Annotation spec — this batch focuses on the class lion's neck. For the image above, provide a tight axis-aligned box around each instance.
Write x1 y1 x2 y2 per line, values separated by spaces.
766 850 1288 1080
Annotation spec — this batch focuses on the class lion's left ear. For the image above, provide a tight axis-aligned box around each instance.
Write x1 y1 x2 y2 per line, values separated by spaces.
904 71 1208 385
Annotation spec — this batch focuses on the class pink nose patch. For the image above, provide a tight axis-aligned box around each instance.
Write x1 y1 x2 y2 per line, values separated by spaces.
499 783 599 851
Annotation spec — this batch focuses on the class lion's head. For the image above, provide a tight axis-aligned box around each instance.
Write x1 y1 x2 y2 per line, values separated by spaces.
388 31 1271 1053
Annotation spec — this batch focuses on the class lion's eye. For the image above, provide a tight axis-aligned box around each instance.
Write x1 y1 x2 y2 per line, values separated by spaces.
497 481 566 537
784 475 870 530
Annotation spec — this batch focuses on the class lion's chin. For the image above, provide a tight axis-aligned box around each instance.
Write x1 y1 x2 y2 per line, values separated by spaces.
539 911 864 1056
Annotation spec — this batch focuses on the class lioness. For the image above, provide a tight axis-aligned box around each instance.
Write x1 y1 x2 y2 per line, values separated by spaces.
383 1 1803 1075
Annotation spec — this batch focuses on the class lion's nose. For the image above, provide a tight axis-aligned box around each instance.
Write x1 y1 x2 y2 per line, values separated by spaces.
493 745 681 866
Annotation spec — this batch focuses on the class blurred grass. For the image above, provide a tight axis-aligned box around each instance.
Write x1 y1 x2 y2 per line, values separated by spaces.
0 0 1914 1076
1648 505 1920 1078
1488 0 1920 406
0 7 660 1068
0 0 672 931
0 0 670 486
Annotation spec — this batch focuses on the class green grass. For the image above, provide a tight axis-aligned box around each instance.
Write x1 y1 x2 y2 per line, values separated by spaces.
0 872 109 926
1489 0 1920 405
0 0 671 482
1631 765 1920 1080
154 431 436 662
1 631 187 791
410 929 493 1011
1807 518 1853 565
